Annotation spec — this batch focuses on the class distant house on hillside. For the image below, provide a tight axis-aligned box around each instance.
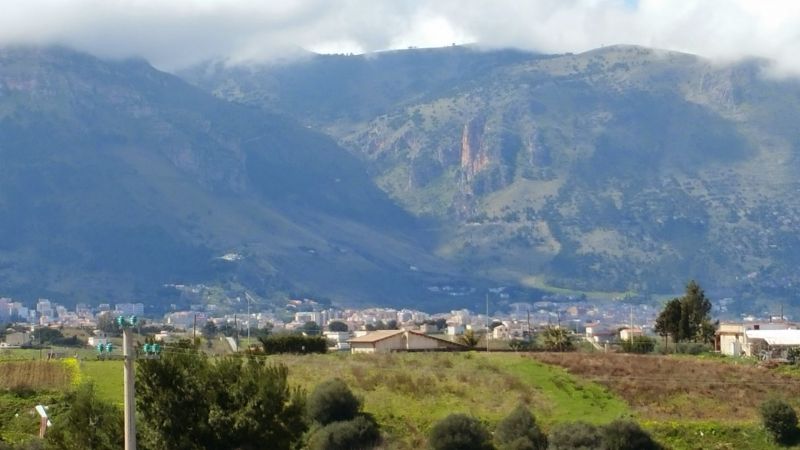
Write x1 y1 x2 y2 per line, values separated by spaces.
348 330 467 354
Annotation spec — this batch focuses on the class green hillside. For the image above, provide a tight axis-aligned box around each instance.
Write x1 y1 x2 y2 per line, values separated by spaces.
185 45 800 310
0 46 489 310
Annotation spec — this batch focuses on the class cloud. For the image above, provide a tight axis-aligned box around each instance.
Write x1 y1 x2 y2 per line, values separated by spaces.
1 0 800 73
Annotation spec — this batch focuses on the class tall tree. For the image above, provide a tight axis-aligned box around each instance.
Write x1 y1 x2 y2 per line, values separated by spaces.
680 280 712 342
654 298 681 348
655 281 713 348
540 327 574 352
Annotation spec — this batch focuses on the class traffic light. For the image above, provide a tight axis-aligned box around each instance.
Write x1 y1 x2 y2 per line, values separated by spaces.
96 343 105 353
105 343 113 353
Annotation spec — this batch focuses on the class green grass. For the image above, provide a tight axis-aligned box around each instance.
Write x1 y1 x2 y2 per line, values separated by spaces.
647 421 800 450
494 355 629 425
80 360 124 406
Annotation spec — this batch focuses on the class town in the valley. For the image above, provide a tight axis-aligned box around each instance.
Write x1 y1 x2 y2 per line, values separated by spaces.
2 292 797 359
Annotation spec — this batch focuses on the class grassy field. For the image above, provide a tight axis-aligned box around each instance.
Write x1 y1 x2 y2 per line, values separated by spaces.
532 352 800 421
272 352 629 449
81 360 124 406
0 360 74 391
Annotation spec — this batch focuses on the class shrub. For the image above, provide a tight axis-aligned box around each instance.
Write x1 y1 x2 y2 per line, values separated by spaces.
137 351 306 450
547 422 602 450
674 342 712 355
494 404 547 450
760 398 799 444
328 321 348 332
45 383 123 450
429 414 493 450
788 347 800 364
620 336 655 354
539 327 574 352
260 334 327 354
602 419 662 450
308 415 381 450
308 378 361 425
502 437 537 450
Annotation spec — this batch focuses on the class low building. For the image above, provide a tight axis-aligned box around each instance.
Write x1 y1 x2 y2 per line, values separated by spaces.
323 331 351 351
5 331 31 347
348 330 467 354
716 322 796 357
446 325 465 336
619 327 643 342
745 329 800 359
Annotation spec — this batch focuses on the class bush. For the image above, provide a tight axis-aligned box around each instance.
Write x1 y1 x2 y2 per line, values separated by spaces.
328 321 348 332
137 351 306 450
308 378 361 425
620 336 655 354
547 422 602 450
494 404 547 450
674 342 712 355
260 334 327 354
761 398 799 444
308 415 381 450
429 414 493 450
45 383 123 450
602 420 662 450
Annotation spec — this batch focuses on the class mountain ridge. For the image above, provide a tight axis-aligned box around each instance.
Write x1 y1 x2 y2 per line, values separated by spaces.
182 44 800 312
0 46 492 311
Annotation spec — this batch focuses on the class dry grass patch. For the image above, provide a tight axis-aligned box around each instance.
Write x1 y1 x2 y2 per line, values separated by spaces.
0 361 72 391
531 352 800 421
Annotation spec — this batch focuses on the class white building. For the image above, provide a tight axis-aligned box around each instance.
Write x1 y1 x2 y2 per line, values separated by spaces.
716 322 797 357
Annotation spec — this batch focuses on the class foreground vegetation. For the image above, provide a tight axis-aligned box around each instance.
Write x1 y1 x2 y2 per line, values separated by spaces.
3 349 800 448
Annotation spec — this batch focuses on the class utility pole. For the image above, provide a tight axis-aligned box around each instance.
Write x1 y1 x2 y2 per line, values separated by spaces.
117 316 138 450
526 308 531 343
629 305 634 343
485 294 490 353
193 313 197 341
245 293 252 351
234 313 239 352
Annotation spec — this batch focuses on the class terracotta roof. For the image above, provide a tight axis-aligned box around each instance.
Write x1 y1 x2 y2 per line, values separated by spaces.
348 330 404 344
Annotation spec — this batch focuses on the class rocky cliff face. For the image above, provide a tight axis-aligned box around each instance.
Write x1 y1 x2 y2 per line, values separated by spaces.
460 118 490 184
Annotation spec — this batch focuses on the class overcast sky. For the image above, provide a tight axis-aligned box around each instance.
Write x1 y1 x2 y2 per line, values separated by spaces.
3 0 800 73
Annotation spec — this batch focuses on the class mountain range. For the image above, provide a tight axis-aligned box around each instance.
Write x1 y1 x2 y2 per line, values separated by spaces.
184 45 800 313
0 46 489 312
3 44 800 313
